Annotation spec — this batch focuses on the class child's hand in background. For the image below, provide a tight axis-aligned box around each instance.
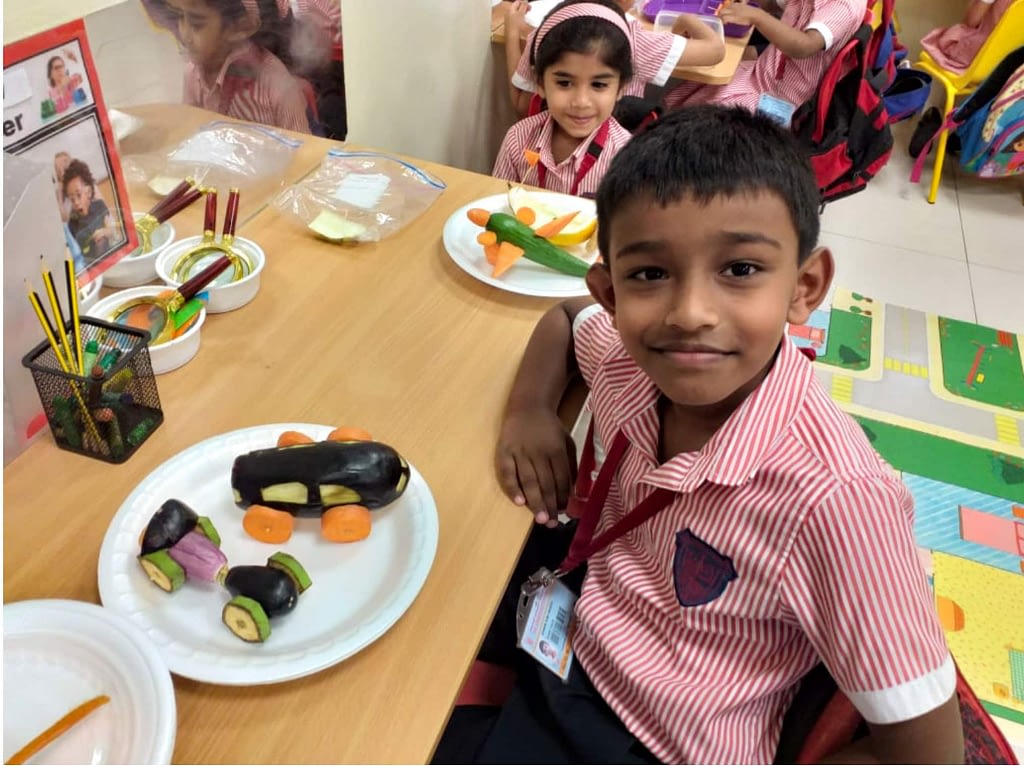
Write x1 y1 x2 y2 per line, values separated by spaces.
496 408 578 527
505 0 533 41
720 0 765 27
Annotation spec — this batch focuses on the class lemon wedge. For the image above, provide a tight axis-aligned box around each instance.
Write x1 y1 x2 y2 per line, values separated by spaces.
507 186 597 247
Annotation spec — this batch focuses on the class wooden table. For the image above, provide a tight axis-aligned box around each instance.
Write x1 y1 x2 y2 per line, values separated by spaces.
490 3 752 86
3 105 549 763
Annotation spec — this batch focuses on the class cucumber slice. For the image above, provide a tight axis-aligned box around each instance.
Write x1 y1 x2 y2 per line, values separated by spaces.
194 516 222 547
139 550 186 592
308 210 367 242
222 595 271 643
267 552 313 594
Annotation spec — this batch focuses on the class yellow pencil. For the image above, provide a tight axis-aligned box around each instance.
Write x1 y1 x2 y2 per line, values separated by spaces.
26 285 105 448
41 263 76 374
65 259 85 376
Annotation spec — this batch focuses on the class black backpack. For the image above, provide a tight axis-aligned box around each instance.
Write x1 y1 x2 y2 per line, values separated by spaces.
791 0 896 205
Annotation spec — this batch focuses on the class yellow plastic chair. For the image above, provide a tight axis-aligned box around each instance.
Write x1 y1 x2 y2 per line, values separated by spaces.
913 0 1024 203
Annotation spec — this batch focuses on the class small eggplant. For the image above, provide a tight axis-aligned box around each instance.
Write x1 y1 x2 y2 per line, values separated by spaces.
223 565 298 618
140 499 199 554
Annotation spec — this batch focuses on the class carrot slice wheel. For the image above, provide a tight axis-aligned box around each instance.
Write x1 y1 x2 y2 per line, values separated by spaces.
242 505 294 544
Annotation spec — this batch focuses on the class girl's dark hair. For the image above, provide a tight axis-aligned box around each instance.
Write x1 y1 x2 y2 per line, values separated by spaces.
206 0 296 68
595 105 822 263
531 0 633 83
47 56 64 86
62 159 96 194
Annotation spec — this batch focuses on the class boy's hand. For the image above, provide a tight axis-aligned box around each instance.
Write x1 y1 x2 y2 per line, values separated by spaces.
496 409 578 527
505 0 533 41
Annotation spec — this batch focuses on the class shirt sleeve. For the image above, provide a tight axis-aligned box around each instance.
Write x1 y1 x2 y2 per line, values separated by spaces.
806 0 863 51
512 31 538 93
779 476 955 724
572 304 616 388
632 29 688 87
492 126 522 182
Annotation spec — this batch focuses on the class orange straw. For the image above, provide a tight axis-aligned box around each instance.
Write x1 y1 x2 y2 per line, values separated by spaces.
5 694 110 765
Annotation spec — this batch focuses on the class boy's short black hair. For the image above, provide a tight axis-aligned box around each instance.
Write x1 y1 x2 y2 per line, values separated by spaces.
595 105 821 263
62 159 96 195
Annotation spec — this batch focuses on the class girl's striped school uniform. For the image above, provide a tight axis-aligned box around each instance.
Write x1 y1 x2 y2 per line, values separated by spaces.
183 42 311 134
569 305 954 764
663 0 863 112
492 112 633 198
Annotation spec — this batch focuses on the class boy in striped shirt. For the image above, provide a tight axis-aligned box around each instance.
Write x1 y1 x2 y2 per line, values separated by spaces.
472 105 963 763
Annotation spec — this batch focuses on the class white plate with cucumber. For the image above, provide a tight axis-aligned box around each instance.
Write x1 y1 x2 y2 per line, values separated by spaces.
442 191 598 298
97 423 439 686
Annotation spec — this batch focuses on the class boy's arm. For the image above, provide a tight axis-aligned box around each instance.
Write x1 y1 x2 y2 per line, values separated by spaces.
496 298 595 524
720 0 827 59
504 0 535 117
671 14 728 66
824 695 964 764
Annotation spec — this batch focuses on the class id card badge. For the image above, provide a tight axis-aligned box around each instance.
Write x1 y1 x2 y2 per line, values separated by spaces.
756 93 797 129
516 568 578 681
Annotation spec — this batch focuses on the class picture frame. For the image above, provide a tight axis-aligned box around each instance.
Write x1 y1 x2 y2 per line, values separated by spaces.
4 19 139 286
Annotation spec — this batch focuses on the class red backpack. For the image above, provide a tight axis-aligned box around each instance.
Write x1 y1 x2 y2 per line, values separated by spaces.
791 0 896 205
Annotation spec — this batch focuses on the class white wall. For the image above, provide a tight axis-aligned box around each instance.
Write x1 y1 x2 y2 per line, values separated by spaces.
340 0 516 174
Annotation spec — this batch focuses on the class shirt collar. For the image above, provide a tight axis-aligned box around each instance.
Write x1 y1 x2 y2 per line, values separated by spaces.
202 41 259 92
536 115 606 173
610 337 814 493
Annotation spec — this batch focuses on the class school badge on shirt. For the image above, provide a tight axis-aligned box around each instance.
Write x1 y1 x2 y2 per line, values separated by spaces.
673 529 737 607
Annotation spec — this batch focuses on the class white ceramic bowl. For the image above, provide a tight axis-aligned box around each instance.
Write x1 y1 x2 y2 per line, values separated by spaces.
103 212 176 288
155 235 264 313
78 273 104 314
85 285 206 375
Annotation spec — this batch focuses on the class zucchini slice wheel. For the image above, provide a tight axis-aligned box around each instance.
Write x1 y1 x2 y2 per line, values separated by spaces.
195 516 222 547
223 595 271 643
139 550 186 592
267 552 312 594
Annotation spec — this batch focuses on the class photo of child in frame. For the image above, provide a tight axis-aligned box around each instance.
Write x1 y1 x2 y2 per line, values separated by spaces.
45 49 86 116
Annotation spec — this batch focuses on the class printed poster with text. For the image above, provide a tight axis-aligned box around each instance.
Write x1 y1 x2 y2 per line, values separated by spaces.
4 19 138 285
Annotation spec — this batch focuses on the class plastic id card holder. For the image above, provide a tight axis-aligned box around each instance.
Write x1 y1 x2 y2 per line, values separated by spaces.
516 570 578 681
756 93 797 129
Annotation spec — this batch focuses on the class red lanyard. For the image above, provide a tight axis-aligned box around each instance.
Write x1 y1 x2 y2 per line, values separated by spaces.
535 118 611 197
556 424 674 577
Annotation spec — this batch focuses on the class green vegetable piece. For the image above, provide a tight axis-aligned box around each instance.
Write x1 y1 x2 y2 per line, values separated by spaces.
222 595 271 643
138 550 186 592
195 516 222 547
485 212 590 277
267 551 313 594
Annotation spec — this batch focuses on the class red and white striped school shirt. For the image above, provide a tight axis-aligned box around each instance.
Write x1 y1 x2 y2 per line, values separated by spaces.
570 305 953 764
492 112 633 198
663 0 864 111
513 15 686 99
183 42 311 134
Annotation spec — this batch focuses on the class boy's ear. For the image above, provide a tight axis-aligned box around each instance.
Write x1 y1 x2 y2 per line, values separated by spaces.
788 247 834 325
586 263 617 321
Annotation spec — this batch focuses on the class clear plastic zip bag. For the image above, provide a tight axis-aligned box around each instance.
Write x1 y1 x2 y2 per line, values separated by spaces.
271 150 447 242
123 121 302 197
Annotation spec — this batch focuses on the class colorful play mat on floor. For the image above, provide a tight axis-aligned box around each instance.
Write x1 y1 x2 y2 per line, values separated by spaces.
789 288 1024 749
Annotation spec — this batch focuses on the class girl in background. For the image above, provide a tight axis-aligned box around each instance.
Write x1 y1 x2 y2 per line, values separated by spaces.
493 0 636 198
662 0 863 119
920 0 1015 74
503 0 725 118
141 0 313 133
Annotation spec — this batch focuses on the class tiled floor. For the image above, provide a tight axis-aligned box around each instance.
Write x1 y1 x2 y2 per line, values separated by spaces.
819 120 1024 332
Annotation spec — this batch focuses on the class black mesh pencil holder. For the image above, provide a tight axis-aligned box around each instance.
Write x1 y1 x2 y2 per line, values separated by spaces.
21 317 163 463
